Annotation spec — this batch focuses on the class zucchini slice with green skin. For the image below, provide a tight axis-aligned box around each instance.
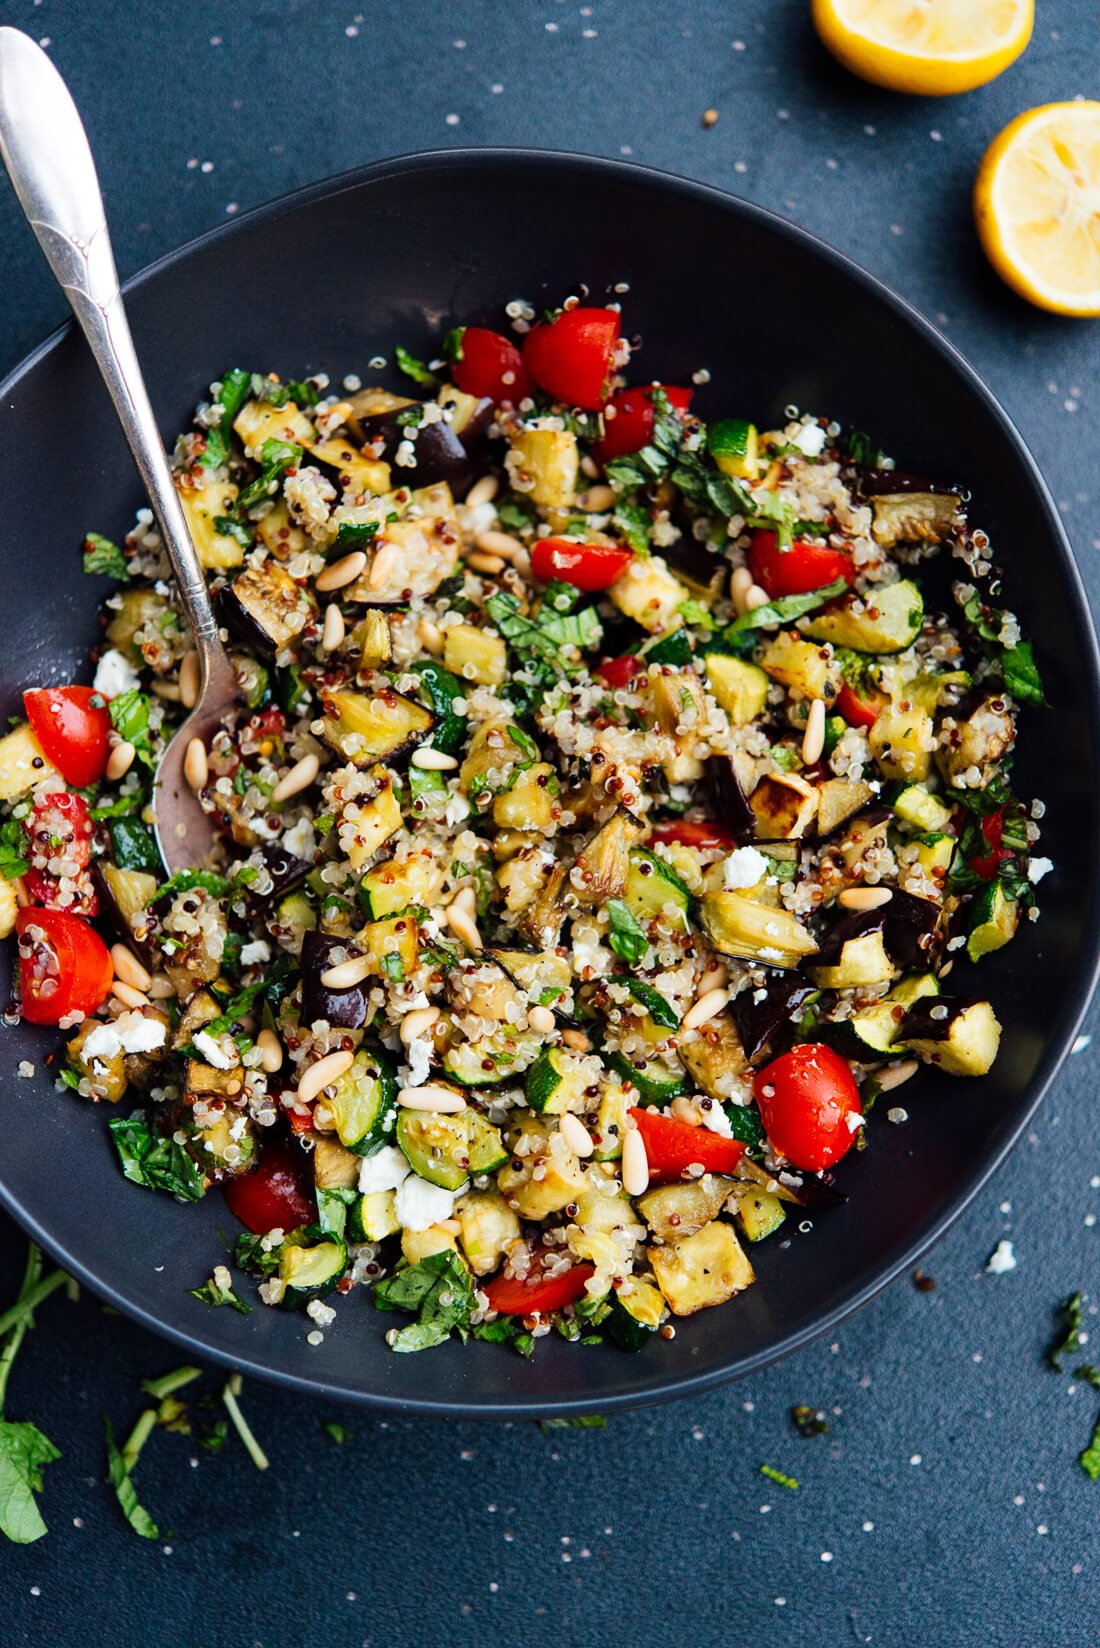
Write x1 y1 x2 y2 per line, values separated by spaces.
708 418 758 479
525 1047 593 1114
359 853 445 920
348 1189 400 1243
891 783 953 835
607 1276 665 1351
442 1028 543 1088
803 579 923 654
703 654 770 723
623 848 692 927
407 660 469 755
592 1081 629 1161
698 891 817 970
835 972 939 1058
607 1050 687 1103
324 1049 398 1156
278 1229 348 1307
902 997 1002 1077
728 1183 787 1243
966 881 1019 962
320 687 436 767
395 1107 506 1190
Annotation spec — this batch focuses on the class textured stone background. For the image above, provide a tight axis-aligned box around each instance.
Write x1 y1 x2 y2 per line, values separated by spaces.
1 4 1098 1645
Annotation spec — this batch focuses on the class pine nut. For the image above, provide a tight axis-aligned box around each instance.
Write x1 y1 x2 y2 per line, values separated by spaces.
879 1058 919 1091
256 1028 284 1073
559 1112 594 1157
467 550 505 574
147 974 175 999
671 1096 705 1127
411 747 458 771
397 1084 466 1112
802 697 826 766
418 618 445 654
400 1006 441 1045
179 650 201 709
838 886 893 911
110 944 152 992
316 550 367 591
622 1127 650 1197
730 566 754 615
184 737 208 792
319 954 373 989
561 1028 590 1052
297 1048 355 1105
682 987 729 1031
112 980 150 1009
696 963 728 996
446 902 482 951
576 484 616 512
580 454 599 480
152 679 182 702
366 545 398 590
744 583 771 612
452 885 477 912
13 877 31 908
526 1004 556 1034
106 740 136 781
475 529 525 562
321 604 345 651
465 474 499 508
271 752 320 804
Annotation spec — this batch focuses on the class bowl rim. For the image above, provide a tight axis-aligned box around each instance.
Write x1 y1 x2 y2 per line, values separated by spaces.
3 145 1099 1417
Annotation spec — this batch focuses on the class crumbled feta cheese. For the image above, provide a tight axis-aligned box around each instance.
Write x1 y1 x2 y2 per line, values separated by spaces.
240 939 271 965
405 1036 433 1088
722 846 769 890
193 1030 234 1069
443 791 471 827
985 1239 1017 1275
282 817 316 861
700 1103 733 1137
1027 856 1054 885
116 1013 167 1055
93 648 141 699
394 1174 460 1232
793 422 827 457
81 1022 123 1061
16 1061 34 1079
358 1145 411 1194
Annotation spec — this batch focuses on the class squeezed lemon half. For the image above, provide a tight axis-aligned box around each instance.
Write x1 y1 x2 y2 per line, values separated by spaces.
812 0 1033 97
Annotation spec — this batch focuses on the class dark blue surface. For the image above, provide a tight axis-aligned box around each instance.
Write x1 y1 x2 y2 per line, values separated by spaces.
1 4 1099 1644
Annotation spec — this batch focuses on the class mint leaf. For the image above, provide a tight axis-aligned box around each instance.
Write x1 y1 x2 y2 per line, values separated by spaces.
394 345 437 389
605 899 648 966
724 577 849 639
373 1252 474 1352
83 533 129 581
0 1422 61 1545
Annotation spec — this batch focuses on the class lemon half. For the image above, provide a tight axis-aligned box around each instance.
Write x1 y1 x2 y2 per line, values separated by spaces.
975 102 1100 316
812 0 1033 97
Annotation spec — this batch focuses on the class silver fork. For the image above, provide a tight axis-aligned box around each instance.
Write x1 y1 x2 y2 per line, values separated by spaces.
0 28 239 875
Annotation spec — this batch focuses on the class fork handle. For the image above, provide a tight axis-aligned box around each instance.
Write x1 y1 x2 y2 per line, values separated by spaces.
0 28 236 689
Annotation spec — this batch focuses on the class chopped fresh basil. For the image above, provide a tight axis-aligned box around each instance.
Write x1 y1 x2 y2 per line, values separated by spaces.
239 437 303 510
471 1318 535 1357
621 977 678 1028
216 368 253 424
441 327 464 364
759 1463 799 1489
108 817 160 874
332 520 381 550
539 1415 607 1430
316 1188 354 1242
1049 1291 1084 1371
605 899 648 966
495 495 536 535
82 533 129 581
187 1276 251 1315
611 500 651 555
394 345 437 389
149 868 229 905
724 577 849 640
323 1421 352 1445
213 515 253 549
0 819 29 882
959 592 1046 707
844 429 882 468
103 1418 159 1540
372 1252 475 1352
108 689 155 768
380 951 405 984
108 1116 205 1202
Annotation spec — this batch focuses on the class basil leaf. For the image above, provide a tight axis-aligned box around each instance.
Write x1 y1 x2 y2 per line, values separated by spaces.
332 520 380 550
149 868 229 905
380 951 405 984
108 689 155 768
216 368 253 424
536 605 603 651
1049 1292 1084 1371
187 1278 251 1315
108 817 160 873
238 438 303 510
495 496 535 534
605 899 648 966
845 429 882 468
213 516 253 550
373 1251 475 1352
1001 639 1046 707
103 1419 159 1540
394 345 437 389
724 577 849 639
0 1421 61 1545
621 977 678 1028
108 1116 206 1203
0 819 29 882
83 533 129 581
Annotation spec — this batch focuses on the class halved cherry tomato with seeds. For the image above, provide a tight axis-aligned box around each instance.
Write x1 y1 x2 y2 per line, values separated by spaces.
16 906 113 1026
522 307 621 410
835 681 887 730
530 538 633 592
968 810 1012 881
452 327 534 404
628 1106 746 1184
595 654 645 689
23 792 97 916
753 1043 861 1172
224 1139 317 1234
24 685 112 789
747 529 857 600
592 385 693 464
483 1262 596 1317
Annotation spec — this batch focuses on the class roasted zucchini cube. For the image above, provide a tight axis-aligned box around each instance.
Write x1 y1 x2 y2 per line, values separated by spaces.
508 428 578 508
443 623 507 685
456 1191 521 1276
608 556 690 634
0 723 58 803
760 631 837 702
703 654 769 723
699 891 817 968
869 702 935 783
648 1220 755 1315
492 764 559 830
637 1175 737 1242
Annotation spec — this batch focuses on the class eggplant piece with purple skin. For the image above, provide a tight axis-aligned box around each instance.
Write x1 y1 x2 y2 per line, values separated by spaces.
732 969 814 1063
901 996 1001 1078
856 469 962 499
706 755 755 842
356 407 476 497
247 843 313 905
814 888 942 972
733 1154 847 1209
299 929 371 1030
218 561 318 654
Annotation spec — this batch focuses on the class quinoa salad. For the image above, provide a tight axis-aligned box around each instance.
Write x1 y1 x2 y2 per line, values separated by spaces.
0 298 1050 1356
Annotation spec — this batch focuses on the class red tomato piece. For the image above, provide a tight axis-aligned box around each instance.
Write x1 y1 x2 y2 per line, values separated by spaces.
835 681 886 730
649 819 740 852
592 385 693 464
753 1043 862 1172
628 1106 746 1184
23 792 97 916
224 1140 317 1234
483 1262 596 1317
746 529 857 600
522 307 621 410
15 906 113 1026
452 326 534 403
969 810 1012 880
530 537 633 592
595 653 645 689
24 685 112 789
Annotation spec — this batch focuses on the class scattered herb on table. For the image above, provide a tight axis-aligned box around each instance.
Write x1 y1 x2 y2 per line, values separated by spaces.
791 1404 829 1438
759 1463 799 1489
323 1421 352 1445
539 1415 607 1431
0 1244 67 1544
1048 1291 1083 1371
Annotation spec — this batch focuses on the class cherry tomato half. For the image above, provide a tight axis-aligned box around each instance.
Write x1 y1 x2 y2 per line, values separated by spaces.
530 537 633 592
747 529 857 600
24 685 112 789
23 792 97 916
753 1043 862 1172
483 1262 596 1317
628 1106 746 1184
592 385 693 464
835 681 886 731
522 307 621 410
15 906 113 1026
649 819 740 853
452 326 534 404
968 810 1012 881
595 653 645 689
223 1140 317 1234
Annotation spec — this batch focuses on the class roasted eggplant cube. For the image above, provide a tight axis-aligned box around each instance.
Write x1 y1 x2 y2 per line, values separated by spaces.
902 997 1002 1077
219 562 318 653
320 687 435 767
732 970 814 1062
299 929 371 1029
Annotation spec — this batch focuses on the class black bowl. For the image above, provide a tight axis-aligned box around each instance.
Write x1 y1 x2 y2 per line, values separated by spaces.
2 150 1098 1417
